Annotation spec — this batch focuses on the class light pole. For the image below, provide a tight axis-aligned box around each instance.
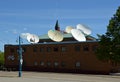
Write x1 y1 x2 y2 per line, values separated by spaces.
18 36 23 77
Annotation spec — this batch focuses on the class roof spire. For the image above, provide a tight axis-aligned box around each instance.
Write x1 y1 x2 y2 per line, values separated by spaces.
55 20 60 31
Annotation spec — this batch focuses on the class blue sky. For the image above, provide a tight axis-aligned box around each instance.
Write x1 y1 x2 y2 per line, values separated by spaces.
0 0 120 51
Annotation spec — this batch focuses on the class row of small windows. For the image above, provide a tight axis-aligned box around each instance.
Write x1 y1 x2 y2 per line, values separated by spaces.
33 47 65 52
10 45 98 53
34 61 80 68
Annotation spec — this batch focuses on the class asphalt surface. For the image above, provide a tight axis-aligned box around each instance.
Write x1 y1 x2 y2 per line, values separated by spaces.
0 71 120 82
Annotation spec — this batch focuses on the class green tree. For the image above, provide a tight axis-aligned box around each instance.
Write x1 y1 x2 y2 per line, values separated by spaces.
96 6 120 63
0 51 4 66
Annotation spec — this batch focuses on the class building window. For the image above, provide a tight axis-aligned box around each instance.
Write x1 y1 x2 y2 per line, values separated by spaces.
40 61 44 66
61 46 67 52
47 47 51 52
23 48 26 52
75 46 80 51
7 55 15 61
47 62 51 67
61 62 66 67
83 45 89 51
54 62 59 67
10 48 14 53
34 61 38 66
40 47 44 52
75 62 80 67
54 47 58 52
92 45 98 51
33 47 37 52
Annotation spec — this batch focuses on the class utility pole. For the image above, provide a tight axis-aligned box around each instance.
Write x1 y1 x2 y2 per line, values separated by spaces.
18 36 23 77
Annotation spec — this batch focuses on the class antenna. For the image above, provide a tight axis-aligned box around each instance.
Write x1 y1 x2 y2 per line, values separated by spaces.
71 29 86 41
55 20 60 31
26 34 39 44
76 24 92 35
48 30 55 39
48 30 63 42
65 26 74 33
20 33 39 44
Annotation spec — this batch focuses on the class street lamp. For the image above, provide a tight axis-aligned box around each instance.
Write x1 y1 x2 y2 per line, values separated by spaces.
18 36 23 77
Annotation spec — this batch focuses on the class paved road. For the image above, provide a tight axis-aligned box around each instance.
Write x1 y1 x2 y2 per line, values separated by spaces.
0 71 120 82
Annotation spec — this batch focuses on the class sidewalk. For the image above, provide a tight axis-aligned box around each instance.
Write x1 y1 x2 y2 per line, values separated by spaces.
0 71 120 82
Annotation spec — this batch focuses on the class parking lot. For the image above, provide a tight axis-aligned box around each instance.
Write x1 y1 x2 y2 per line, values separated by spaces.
0 71 120 82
